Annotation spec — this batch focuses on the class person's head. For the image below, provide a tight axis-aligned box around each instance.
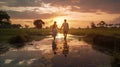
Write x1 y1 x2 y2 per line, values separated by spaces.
54 21 57 24
64 19 67 22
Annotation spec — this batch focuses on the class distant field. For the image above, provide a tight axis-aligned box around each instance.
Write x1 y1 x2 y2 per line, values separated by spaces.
0 28 51 43
0 28 120 43
69 28 120 38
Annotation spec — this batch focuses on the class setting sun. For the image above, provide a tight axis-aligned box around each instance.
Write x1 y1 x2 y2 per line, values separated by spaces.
53 17 66 27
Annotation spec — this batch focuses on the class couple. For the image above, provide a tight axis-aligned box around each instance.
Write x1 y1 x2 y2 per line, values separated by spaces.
52 19 69 40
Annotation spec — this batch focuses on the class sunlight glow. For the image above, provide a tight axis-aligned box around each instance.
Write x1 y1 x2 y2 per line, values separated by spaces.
53 17 65 27
56 33 64 39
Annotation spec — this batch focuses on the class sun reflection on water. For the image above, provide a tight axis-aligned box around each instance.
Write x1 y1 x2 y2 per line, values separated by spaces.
56 33 64 39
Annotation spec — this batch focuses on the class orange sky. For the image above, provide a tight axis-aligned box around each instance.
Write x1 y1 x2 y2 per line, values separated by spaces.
0 0 120 28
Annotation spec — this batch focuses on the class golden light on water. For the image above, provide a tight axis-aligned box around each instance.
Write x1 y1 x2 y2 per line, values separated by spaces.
56 33 64 39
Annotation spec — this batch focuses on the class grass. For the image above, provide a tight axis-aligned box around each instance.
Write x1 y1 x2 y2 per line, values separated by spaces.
0 28 120 43
0 28 51 43
69 28 120 38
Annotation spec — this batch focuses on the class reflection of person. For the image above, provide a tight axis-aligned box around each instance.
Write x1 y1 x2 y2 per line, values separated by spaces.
62 39 69 57
52 40 58 54
52 21 58 40
61 19 69 39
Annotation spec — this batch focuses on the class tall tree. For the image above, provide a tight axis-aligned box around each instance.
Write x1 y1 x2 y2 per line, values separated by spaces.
0 11 10 22
0 11 11 28
91 22 96 28
97 21 106 28
33 19 45 29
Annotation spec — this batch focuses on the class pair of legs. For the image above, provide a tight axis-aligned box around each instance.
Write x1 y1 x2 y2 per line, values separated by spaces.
63 31 68 40
52 29 57 40
53 36 56 40
53 33 57 40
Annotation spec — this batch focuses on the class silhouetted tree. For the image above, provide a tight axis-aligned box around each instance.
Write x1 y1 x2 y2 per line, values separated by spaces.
12 24 22 28
97 21 106 28
0 11 22 29
25 24 29 28
33 19 45 29
0 11 10 22
91 22 96 28
0 11 12 28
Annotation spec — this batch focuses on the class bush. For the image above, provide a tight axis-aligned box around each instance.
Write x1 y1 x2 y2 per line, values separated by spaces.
8 34 30 48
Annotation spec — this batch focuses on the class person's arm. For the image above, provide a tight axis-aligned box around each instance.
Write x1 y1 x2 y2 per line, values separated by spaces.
56 25 59 30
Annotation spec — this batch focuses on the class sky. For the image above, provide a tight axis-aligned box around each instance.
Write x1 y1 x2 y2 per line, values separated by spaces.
0 0 120 28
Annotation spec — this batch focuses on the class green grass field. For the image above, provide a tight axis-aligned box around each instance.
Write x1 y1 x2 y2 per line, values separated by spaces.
69 28 120 38
0 28 51 43
0 28 120 43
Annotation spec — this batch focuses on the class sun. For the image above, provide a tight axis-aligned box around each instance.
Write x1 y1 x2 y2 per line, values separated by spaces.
53 17 65 27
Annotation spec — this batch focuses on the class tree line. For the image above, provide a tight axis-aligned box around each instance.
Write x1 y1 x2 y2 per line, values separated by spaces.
91 21 120 28
0 11 45 29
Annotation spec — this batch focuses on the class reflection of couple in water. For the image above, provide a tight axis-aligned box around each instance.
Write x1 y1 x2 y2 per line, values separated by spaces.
52 39 69 57
52 19 69 40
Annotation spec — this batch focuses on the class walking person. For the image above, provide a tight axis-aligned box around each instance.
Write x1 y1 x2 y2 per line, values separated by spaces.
61 19 69 39
52 21 58 40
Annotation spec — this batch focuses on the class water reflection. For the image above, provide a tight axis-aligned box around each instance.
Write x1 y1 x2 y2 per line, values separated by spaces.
62 39 69 57
0 44 9 55
52 40 58 55
52 38 69 57
0 34 114 67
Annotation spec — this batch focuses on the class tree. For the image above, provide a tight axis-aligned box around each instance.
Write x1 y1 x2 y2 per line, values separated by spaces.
0 11 22 29
0 11 11 28
11 24 22 28
25 25 29 28
91 22 96 28
97 21 106 28
0 11 10 22
33 19 45 29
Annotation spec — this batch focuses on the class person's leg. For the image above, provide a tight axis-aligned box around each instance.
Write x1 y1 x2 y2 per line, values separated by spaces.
65 33 67 39
64 33 67 40
63 31 65 39
65 30 68 38
63 31 66 39
54 37 56 40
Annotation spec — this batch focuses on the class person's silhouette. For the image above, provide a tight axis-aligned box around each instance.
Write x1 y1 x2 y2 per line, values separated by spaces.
62 39 69 57
52 40 58 55
52 21 58 40
61 19 69 40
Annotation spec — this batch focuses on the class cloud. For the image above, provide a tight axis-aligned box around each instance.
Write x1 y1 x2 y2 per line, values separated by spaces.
110 16 120 24
42 0 120 14
0 0 120 17
0 2 7 6
73 0 120 14
0 0 43 7
1 0 119 28
7 10 66 19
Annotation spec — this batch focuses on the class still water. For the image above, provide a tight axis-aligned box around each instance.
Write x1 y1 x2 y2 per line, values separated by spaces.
0 33 112 67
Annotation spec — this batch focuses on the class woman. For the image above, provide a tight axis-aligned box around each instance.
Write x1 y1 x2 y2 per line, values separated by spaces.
52 21 58 40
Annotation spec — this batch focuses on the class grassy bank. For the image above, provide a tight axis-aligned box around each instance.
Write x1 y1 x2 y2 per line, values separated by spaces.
0 28 51 43
1 28 120 43
69 28 120 63
69 28 120 38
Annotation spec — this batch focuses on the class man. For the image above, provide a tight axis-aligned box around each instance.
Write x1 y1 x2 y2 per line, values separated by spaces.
61 19 69 39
